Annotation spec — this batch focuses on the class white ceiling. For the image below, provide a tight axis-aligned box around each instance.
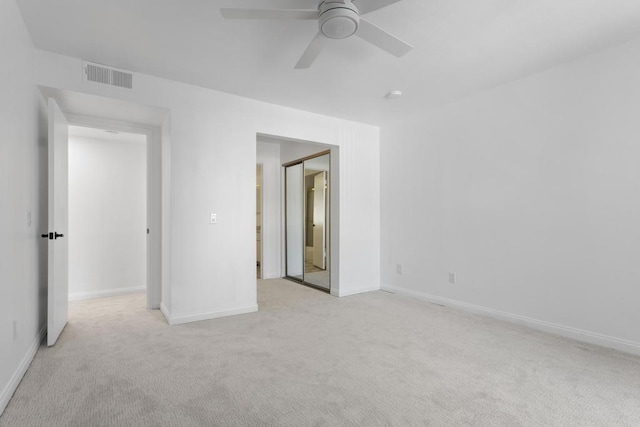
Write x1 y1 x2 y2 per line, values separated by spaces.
18 0 640 125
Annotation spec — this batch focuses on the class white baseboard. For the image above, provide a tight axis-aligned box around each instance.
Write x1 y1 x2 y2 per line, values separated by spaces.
382 284 640 357
69 286 145 301
333 285 380 298
0 323 46 416
164 304 259 326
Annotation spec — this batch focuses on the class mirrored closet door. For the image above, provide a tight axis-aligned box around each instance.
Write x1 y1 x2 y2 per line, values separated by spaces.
284 151 330 291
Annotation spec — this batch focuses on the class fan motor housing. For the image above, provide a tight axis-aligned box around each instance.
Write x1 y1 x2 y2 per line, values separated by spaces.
318 0 360 39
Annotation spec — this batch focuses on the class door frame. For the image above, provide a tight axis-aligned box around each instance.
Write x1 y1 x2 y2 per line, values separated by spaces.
256 163 263 280
65 113 163 310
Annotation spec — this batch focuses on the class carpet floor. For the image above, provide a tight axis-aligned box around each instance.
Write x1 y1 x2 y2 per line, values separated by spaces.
1 279 640 426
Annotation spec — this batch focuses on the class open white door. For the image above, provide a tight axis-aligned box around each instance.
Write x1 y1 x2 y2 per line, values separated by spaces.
312 172 326 269
47 98 69 346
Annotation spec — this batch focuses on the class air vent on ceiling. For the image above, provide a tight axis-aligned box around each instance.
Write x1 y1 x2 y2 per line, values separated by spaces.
83 61 134 90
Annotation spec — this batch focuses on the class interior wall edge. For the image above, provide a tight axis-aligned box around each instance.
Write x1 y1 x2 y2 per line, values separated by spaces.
382 284 640 357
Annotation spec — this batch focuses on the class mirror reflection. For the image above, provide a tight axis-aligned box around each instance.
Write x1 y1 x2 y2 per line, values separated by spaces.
303 154 329 290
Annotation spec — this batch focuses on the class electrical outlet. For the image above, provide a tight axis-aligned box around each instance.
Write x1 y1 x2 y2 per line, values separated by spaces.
396 264 403 274
448 272 456 284
13 321 17 341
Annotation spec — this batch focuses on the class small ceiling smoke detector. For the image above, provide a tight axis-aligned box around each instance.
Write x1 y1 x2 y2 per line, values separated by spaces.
385 90 402 99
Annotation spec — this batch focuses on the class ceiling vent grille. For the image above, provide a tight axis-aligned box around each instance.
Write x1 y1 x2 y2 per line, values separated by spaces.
83 61 134 90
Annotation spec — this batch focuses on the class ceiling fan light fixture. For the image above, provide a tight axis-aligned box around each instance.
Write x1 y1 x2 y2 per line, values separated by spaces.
319 1 359 39
221 0 413 69
385 90 402 99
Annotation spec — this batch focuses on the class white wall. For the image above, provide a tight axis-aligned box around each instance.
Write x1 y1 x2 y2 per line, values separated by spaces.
68 135 147 300
381 36 640 354
256 140 281 279
34 49 380 324
0 0 46 414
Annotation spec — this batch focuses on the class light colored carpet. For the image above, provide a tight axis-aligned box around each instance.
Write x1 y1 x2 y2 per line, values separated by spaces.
2 279 640 426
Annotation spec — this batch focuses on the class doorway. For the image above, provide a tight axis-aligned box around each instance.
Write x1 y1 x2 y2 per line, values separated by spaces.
284 151 330 291
67 125 148 302
43 90 167 346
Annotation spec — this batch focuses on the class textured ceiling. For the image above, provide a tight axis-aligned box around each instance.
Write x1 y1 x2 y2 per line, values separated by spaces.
18 0 640 125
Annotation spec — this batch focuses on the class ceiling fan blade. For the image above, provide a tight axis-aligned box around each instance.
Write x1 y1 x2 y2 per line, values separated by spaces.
354 0 402 15
220 9 317 20
295 33 328 69
356 19 412 57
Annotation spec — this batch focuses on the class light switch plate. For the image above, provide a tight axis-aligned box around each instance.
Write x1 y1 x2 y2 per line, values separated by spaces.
210 213 217 224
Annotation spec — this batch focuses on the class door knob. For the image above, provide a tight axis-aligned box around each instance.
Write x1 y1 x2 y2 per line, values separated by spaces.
41 233 52 239
54 232 64 239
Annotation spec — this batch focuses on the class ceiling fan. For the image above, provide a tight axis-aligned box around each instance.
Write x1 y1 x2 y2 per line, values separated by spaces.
220 0 413 69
